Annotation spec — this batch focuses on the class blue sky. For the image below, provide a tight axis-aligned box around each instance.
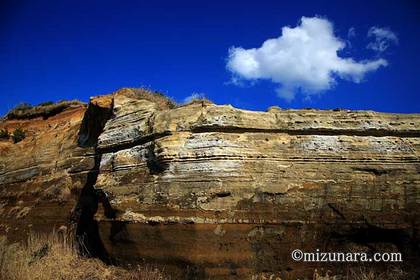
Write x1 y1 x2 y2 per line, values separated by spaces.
0 0 419 115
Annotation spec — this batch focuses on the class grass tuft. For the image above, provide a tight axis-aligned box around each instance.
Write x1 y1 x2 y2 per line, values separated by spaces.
11 128 25 143
6 100 84 120
0 231 169 280
123 88 177 110
313 265 414 280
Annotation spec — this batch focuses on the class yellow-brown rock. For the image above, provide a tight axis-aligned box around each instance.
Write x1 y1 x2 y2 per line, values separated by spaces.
0 103 88 239
0 88 419 279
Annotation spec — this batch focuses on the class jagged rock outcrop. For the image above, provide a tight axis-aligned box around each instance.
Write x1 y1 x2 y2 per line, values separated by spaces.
0 88 419 279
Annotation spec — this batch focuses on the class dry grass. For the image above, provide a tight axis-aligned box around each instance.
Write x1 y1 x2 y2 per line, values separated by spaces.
313 265 416 280
179 93 213 107
0 232 169 280
6 100 85 120
345 266 412 280
180 98 213 107
123 88 177 110
0 231 416 280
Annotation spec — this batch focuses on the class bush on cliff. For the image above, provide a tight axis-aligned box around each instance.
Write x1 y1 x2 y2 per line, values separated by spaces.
37 101 55 107
11 128 25 143
12 102 32 111
0 128 9 140
6 100 84 120
0 232 169 280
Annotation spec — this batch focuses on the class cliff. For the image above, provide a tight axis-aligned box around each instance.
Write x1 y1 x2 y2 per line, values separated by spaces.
0 88 419 279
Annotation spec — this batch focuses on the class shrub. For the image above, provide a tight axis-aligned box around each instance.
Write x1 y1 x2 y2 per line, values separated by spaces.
5 103 33 119
11 128 25 143
0 128 8 139
6 100 84 120
14 102 33 110
37 101 54 107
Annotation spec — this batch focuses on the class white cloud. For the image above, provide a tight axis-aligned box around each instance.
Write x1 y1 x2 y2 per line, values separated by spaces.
367 26 398 53
226 16 388 101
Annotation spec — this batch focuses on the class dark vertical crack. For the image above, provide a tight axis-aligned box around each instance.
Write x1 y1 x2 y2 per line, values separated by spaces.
72 96 169 264
73 154 109 261
72 98 115 263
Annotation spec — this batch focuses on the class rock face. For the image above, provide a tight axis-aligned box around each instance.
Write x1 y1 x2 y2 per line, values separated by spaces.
0 103 89 238
1 88 419 279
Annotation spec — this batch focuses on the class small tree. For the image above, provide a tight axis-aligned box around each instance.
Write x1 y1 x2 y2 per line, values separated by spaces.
11 128 25 143
0 128 9 139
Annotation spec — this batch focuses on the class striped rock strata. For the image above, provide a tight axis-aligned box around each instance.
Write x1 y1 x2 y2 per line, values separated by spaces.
0 88 419 279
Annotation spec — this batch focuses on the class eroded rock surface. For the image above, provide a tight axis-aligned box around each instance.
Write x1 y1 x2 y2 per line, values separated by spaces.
0 103 89 238
0 88 419 279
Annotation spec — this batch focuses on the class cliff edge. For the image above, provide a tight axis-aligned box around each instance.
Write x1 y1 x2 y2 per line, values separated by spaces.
0 88 419 279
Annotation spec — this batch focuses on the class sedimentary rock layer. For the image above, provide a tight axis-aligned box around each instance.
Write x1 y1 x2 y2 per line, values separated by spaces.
92 89 420 278
0 103 89 238
0 88 419 279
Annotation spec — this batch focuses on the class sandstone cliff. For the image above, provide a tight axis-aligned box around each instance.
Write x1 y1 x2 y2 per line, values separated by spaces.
0 102 87 235
0 88 419 279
